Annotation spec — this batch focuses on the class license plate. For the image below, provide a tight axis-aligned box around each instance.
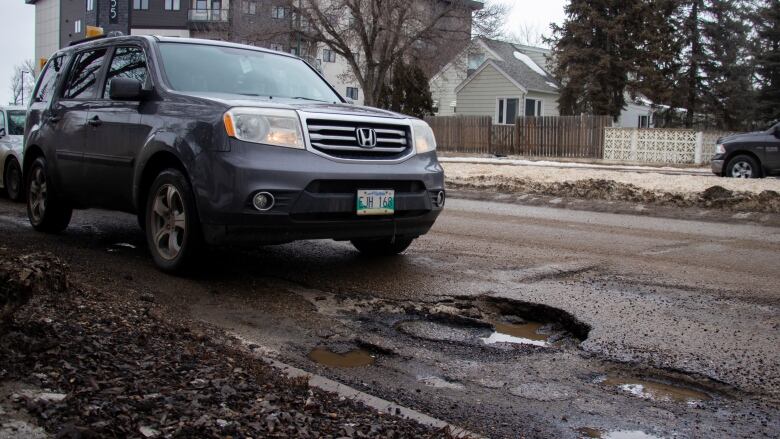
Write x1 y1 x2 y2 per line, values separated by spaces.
357 189 395 216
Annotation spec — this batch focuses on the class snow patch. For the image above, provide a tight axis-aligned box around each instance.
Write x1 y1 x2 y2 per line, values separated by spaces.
546 81 558 89
513 51 548 77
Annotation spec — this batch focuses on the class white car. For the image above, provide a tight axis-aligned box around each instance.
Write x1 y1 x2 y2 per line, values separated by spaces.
0 106 25 201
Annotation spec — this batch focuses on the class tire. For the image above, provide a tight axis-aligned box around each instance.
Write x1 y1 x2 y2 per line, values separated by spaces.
726 155 761 178
4 158 23 202
26 156 72 233
145 169 202 273
351 236 415 256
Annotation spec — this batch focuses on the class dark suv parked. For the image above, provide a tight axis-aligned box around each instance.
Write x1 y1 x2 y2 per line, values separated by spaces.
24 36 445 272
711 122 780 178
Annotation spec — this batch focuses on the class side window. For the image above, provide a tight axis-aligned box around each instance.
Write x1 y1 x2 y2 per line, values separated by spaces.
63 48 108 100
0 112 5 133
33 55 67 103
103 47 148 98
7 111 26 135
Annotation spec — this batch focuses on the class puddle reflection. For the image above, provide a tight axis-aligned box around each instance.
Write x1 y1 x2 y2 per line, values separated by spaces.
308 348 375 368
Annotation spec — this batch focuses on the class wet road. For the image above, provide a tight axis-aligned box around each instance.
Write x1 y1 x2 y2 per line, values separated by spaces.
0 196 778 438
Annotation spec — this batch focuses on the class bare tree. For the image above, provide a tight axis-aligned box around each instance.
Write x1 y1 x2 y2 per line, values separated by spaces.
9 60 35 106
508 22 546 47
287 0 507 106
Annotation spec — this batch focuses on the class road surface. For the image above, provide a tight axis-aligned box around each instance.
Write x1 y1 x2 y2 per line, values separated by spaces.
0 196 778 438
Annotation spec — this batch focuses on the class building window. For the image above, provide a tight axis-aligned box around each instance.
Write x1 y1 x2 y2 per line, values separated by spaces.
290 47 299 56
525 98 542 117
242 1 256 14
322 49 336 63
165 0 181 10
133 0 149 10
269 43 284 51
496 98 519 125
74 20 82 33
346 87 359 100
272 6 286 19
86 0 94 11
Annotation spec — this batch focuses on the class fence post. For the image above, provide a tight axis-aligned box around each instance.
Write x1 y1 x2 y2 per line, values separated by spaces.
694 131 704 165
629 129 639 161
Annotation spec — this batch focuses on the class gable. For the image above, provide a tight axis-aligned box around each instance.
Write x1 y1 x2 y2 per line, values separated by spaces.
455 61 527 94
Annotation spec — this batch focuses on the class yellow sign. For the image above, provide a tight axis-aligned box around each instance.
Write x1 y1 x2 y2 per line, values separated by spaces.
38 58 48 71
85 26 104 38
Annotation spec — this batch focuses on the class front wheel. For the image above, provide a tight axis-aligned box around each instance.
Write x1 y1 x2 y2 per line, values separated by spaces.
26 157 72 233
145 169 202 273
351 237 415 256
4 158 23 202
726 155 761 178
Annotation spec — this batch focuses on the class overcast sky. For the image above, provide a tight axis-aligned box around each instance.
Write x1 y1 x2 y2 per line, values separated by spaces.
0 0 566 105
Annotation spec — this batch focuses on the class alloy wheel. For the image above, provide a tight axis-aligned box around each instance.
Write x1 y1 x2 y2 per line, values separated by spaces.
731 161 753 178
150 184 187 261
28 166 47 223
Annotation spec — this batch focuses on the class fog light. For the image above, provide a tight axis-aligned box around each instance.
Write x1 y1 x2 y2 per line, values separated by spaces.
252 192 275 211
435 191 445 207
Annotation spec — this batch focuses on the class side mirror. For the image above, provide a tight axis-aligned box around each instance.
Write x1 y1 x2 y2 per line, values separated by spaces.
109 77 143 101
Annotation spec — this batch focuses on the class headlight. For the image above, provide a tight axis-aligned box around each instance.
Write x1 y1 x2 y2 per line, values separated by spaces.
715 143 726 154
223 108 304 149
411 119 437 154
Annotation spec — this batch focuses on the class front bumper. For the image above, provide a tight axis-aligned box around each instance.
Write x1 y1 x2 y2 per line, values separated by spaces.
193 141 445 245
711 155 725 176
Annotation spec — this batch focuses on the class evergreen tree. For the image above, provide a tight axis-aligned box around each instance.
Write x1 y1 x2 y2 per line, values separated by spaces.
549 0 679 121
701 0 754 130
378 62 434 119
754 0 780 124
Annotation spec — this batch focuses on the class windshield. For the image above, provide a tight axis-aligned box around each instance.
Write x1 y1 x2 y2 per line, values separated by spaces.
7 111 26 135
158 43 342 103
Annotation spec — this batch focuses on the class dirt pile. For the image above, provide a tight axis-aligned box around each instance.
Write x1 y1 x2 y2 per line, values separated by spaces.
0 253 68 331
447 175 780 213
0 251 448 438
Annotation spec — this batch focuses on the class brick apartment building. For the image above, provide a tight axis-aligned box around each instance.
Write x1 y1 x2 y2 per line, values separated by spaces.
26 0 481 105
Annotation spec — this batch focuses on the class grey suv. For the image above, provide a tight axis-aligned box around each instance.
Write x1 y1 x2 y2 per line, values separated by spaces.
24 36 445 272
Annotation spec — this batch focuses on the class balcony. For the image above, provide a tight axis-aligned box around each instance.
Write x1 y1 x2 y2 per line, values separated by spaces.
188 9 229 22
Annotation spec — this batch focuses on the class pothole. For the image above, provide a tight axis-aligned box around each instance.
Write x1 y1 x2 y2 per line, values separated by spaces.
308 348 375 368
482 320 551 347
597 375 711 404
576 428 663 439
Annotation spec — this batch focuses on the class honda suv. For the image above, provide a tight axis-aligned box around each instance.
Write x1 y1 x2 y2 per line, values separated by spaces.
24 36 445 272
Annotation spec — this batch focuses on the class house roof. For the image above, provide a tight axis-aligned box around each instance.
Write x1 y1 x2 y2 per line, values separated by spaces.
476 37 560 94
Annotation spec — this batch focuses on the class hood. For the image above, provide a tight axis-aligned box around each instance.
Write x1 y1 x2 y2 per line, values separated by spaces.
180 92 411 120
718 131 765 144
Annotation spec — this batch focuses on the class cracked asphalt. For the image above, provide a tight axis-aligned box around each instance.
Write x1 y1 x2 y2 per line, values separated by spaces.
0 194 778 439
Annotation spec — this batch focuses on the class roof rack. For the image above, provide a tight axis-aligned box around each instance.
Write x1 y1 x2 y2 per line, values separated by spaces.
68 34 107 46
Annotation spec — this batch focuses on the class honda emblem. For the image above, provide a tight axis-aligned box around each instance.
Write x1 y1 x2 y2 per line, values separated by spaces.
356 128 378 148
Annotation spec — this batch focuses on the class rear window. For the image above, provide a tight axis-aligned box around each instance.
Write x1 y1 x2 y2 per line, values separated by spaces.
7 111 26 135
34 55 68 103
157 43 341 103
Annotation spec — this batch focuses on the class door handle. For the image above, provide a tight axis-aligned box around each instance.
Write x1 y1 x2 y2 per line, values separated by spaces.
88 116 102 127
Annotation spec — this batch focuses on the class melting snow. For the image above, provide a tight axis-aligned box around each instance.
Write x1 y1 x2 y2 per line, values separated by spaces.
513 51 548 77
481 332 549 347
546 81 558 89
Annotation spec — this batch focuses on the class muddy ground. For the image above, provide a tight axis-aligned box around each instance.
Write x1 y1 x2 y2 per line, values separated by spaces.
0 196 779 438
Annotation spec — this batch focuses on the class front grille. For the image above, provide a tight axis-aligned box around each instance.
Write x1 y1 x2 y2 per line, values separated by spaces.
305 180 425 194
306 118 412 160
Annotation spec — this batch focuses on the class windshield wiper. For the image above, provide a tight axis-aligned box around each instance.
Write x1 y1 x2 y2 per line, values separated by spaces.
290 96 332 103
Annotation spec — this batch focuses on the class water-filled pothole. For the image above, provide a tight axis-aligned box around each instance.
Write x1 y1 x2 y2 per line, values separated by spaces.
482 320 551 346
598 375 711 404
308 348 375 368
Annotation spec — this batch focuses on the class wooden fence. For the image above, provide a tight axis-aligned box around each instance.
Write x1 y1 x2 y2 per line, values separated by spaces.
425 115 612 159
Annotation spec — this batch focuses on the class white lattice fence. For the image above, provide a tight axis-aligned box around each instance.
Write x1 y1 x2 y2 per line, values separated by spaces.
604 128 740 165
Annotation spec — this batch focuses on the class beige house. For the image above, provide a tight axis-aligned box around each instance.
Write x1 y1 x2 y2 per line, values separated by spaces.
430 37 560 123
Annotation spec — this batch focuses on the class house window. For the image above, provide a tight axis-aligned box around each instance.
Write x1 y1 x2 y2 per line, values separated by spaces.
74 20 82 33
638 115 649 128
165 0 181 10
86 0 94 11
467 52 485 71
322 49 336 63
195 0 207 9
525 98 542 117
496 98 519 125
272 6 286 18
133 0 149 10
242 1 256 14
269 43 284 51
346 87 359 100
